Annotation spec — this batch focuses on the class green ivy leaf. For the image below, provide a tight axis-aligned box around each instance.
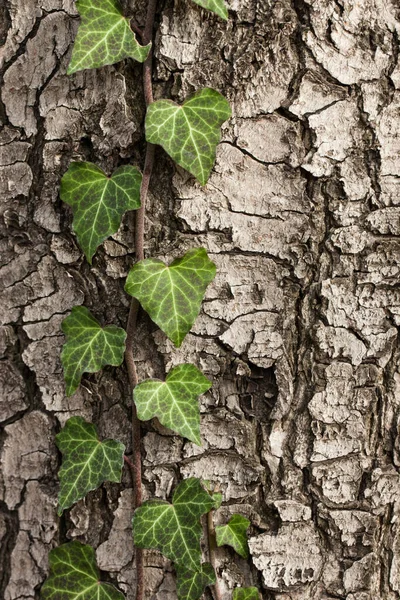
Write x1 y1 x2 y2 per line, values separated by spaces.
192 0 228 20
125 247 216 347
61 306 126 396
215 514 250 559
41 541 125 600
133 364 211 445
56 417 124 515
201 481 223 509
145 88 231 185
232 588 260 600
211 492 223 509
60 162 141 263
176 563 215 600
67 0 151 74
132 477 215 570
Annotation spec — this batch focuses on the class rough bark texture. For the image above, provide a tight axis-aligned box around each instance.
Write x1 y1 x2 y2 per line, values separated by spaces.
1 0 400 599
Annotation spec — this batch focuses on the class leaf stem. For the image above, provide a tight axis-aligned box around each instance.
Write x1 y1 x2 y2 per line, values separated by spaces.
125 1 158 599
207 509 223 600
124 454 138 472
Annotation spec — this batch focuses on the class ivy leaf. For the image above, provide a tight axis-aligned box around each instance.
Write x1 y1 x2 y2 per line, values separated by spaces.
192 0 228 20
132 477 215 570
67 0 151 74
202 481 223 509
61 306 126 396
176 563 215 600
125 247 216 347
215 514 250 559
133 364 211 445
60 162 141 263
211 492 223 509
232 588 260 600
41 541 125 600
56 416 124 515
145 88 231 185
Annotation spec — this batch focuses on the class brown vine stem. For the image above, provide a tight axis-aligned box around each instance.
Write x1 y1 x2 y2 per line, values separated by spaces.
124 1 158 599
207 510 223 600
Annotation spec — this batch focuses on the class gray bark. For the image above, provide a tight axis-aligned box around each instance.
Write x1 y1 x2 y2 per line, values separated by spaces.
1 0 400 599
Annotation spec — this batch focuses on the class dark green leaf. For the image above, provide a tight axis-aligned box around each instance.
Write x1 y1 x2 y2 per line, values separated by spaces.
132 478 215 570
56 417 124 514
133 364 211 444
60 162 141 263
232 588 260 600
41 541 125 600
67 0 150 74
61 306 126 396
215 514 250 558
145 88 231 185
125 247 216 347
192 0 228 20
176 563 215 600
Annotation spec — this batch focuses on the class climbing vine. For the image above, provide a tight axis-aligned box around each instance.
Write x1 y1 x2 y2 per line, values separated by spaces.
40 0 261 599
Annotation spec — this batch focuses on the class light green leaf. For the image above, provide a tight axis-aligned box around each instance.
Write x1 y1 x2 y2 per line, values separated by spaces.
60 162 141 263
133 364 211 445
192 0 228 20
202 481 223 508
67 0 150 74
232 588 260 600
61 306 126 396
211 492 223 509
125 247 216 347
56 417 124 515
132 478 215 570
176 563 215 600
145 88 231 185
41 541 125 600
215 514 250 558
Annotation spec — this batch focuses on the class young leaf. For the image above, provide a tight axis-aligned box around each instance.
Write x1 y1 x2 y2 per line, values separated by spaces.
215 514 250 559
67 0 151 74
61 306 126 396
145 88 231 185
132 477 215 570
41 541 125 600
133 364 211 445
192 0 228 20
176 563 215 600
125 247 216 347
211 491 223 509
232 588 260 600
56 417 124 514
60 162 141 263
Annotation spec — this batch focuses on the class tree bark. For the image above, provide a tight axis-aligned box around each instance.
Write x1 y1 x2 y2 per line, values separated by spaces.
1 0 400 599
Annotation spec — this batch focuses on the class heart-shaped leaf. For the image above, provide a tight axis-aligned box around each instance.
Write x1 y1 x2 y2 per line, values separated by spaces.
145 88 231 185
133 364 211 445
60 162 141 263
216 514 250 558
132 477 215 570
61 306 126 396
41 541 125 600
176 563 215 600
56 417 124 514
67 0 151 74
232 588 260 600
125 247 216 347
192 0 228 20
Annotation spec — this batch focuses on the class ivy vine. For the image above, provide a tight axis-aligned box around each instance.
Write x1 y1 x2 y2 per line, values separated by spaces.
40 0 261 598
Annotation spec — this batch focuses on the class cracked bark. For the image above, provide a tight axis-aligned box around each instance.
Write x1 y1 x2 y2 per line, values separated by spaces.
1 0 400 599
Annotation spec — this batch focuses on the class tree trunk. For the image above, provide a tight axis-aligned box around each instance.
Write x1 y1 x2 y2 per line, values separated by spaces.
1 0 400 599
